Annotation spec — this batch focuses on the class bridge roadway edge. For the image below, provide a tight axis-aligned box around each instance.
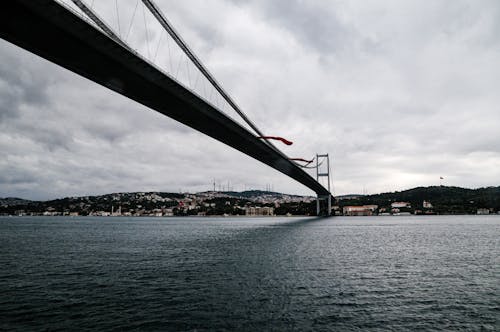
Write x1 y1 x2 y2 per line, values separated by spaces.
0 0 332 199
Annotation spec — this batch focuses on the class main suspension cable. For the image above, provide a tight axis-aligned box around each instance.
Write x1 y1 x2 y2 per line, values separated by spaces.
140 0 269 141
71 0 293 159
70 0 127 49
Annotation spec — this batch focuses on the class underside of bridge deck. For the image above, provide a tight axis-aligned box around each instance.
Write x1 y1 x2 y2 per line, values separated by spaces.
0 0 332 198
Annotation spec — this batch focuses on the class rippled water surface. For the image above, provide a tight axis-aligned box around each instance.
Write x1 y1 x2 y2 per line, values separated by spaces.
1 216 499 331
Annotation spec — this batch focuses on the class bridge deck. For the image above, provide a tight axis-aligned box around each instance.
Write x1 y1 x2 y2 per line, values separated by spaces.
0 0 331 197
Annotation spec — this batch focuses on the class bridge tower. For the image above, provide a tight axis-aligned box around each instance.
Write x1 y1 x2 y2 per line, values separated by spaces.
316 154 332 216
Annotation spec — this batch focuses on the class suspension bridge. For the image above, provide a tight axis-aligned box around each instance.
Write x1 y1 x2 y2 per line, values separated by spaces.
0 0 333 215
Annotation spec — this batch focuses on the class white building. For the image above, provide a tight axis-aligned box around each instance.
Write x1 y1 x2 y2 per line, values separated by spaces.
343 205 378 216
391 202 411 208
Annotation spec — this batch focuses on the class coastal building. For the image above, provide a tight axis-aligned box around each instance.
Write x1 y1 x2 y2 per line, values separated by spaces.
111 205 122 216
423 200 433 209
343 205 378 216
152 209 163 217
332 206 341 216
477 208 490 215
245 206 274 216
391 202 411 208
391 202 412 214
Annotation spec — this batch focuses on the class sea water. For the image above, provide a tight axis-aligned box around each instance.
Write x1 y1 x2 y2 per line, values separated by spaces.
1 215 498 331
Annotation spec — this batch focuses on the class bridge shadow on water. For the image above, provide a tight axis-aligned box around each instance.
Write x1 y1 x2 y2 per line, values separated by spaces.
165 216 344 330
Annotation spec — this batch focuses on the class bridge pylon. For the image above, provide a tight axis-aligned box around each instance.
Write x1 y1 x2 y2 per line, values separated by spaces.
316 154 332 216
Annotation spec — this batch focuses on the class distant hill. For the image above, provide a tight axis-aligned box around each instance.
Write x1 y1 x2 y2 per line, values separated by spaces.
222 190 311 200
0 197 31 206
336 194 365 200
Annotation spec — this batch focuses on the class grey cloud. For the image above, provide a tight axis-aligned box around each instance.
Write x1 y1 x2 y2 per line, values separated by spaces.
0 41 53 120
1 0 500 199
0 166 37 185
234 0 358 54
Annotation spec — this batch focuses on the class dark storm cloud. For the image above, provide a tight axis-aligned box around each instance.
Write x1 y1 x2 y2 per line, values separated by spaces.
0 166 37 185
0 45 53 120
16 123 75 152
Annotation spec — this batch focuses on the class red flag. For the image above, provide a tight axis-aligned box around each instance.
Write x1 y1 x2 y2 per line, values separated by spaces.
257 136 293 145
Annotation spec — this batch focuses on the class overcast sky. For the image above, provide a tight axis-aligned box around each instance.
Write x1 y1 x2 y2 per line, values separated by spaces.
1 0 500 200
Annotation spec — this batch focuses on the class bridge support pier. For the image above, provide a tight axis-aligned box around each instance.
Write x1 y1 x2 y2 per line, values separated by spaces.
316 195 333 216
316 153 333 216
